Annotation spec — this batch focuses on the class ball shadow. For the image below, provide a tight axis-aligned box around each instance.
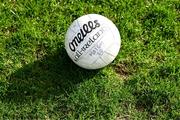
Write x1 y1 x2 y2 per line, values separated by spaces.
2 46 99 103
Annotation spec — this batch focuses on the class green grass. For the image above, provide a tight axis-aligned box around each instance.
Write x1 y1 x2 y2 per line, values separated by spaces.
0 0 179 119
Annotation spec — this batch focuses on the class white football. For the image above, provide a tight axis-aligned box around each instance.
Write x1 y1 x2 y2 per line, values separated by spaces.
65 14 121 69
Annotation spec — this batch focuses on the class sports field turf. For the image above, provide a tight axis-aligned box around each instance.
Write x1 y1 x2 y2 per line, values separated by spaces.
0 0 179 119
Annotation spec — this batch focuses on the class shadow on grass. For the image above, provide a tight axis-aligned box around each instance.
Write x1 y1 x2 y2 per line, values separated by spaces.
2 46 99 103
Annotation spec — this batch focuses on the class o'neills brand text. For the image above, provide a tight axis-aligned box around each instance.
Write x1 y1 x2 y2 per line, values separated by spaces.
69 20 100 52
74 27 105 62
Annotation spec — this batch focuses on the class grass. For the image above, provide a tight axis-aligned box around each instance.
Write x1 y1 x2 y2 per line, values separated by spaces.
0 0 179 119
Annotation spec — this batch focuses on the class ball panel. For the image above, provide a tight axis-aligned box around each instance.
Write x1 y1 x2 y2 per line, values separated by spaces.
100 52 116 64
104 43 120 58
92 58 108 69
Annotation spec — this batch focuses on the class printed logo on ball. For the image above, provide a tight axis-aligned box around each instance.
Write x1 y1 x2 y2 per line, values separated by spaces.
68 20 106 62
